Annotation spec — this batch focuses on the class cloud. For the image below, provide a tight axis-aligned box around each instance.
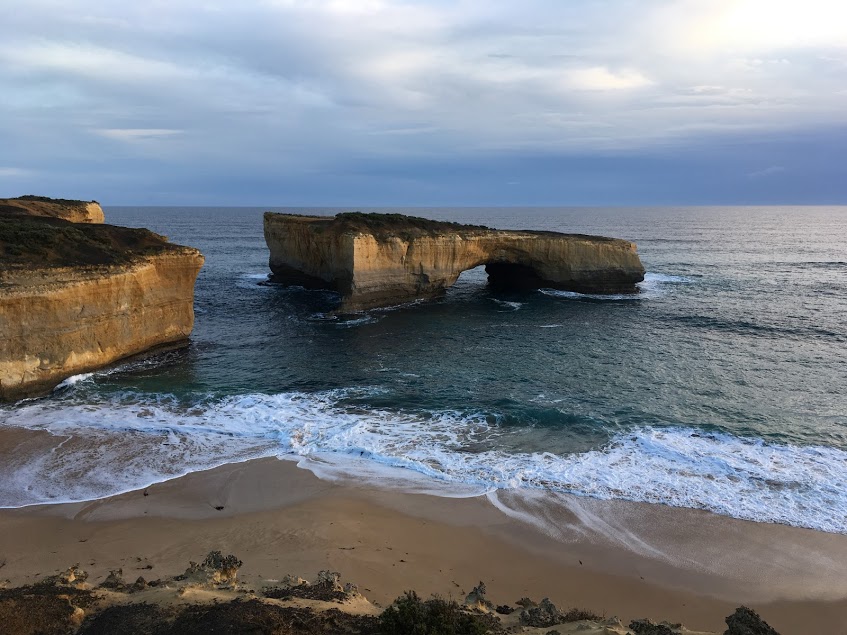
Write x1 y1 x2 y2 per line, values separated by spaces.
567 67 653 91
748 166 787 178
0 0 845 203
94 129 183 142
0 167 34 178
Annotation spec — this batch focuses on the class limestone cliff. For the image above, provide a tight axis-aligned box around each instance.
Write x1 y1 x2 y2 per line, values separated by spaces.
0 216 203 400
0 195 105 223
264 212 645 311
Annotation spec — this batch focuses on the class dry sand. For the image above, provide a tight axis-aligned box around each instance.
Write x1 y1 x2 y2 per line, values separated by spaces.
1 457 845 634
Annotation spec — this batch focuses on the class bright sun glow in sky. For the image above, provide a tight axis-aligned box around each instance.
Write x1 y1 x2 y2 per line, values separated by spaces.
1 0 845 204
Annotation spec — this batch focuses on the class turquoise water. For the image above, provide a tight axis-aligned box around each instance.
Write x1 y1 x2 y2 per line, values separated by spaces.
1 207 845 532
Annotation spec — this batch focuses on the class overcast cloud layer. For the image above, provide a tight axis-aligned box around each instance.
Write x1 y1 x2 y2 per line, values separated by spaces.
2 0 847 205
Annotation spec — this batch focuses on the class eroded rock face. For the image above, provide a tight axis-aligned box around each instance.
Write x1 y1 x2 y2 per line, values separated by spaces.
0 217 203 401
264 212 645 311
0 195 105 223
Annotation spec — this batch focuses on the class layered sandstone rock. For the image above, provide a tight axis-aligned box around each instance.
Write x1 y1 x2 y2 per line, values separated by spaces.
0 195 105 223
264 212 645 311
0 216 203 400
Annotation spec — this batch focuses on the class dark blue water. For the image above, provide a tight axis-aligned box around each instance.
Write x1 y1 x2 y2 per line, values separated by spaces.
2 207 846 532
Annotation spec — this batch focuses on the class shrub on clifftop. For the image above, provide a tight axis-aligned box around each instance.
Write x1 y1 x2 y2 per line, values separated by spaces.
379 591 495 635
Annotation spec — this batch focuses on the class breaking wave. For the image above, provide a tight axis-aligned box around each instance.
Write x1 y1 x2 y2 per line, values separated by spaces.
1 389 845 534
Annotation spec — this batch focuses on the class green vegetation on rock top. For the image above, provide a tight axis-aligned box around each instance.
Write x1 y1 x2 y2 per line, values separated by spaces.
13 194 98 206
334 212 490 236
266 211 622 243
0 215 180 269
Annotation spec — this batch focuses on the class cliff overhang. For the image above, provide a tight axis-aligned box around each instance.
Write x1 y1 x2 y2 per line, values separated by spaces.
264 212 646 311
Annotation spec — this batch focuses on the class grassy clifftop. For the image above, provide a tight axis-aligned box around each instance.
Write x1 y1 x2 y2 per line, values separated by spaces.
266 211 491 240
11 194 98 206
0 215 183 269
333 212 490 236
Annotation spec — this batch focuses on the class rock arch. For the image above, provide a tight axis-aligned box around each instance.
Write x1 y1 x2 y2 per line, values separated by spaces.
264 212 645 311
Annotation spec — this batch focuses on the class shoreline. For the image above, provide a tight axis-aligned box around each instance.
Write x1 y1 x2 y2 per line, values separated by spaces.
1 457 846 634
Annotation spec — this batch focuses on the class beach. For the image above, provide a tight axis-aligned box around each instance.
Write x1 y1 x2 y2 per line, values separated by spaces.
3 205 847 633
2 456 845 634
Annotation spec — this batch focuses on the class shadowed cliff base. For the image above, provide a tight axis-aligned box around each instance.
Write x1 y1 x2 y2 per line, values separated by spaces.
264 212 645 311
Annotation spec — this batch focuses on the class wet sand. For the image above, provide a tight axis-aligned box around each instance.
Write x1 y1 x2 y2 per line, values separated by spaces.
1 457 845 634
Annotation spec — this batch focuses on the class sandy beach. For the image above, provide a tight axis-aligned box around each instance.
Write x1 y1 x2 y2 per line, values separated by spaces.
1 457 845 634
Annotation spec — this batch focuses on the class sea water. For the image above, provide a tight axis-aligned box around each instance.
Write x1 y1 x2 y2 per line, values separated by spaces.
1 206 845 533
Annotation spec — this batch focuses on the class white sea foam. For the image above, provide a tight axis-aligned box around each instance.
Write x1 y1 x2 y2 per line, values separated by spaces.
1 390 845 533
53 373 95 390
492 299 523 311
335 315 381 328
235 272 272 289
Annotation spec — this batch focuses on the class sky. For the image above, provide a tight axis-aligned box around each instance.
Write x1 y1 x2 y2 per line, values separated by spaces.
1 0 846 206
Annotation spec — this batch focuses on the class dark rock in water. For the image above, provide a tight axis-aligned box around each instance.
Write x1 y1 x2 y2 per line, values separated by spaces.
629 618 680 634
724 606 781 635
516 597 536 608
132 576 148 592
520 597 564 627
495 604 515 615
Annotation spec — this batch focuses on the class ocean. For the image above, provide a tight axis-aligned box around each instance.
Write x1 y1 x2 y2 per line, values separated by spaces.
1 206 845 534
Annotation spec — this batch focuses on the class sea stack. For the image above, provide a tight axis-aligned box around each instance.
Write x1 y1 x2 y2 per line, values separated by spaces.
0 197 204 401
264 212 645 311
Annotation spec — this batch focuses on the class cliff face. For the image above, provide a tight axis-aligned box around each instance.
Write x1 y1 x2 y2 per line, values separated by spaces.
0 217 203 401
264 213 645 311
0 196 104 223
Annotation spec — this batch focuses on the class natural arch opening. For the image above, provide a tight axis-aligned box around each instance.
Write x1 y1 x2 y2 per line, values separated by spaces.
484 262 549 290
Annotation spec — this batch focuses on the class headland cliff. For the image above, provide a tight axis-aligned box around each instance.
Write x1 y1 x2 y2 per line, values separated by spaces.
0 202 203 401
264 212 645 311
0 195 105 223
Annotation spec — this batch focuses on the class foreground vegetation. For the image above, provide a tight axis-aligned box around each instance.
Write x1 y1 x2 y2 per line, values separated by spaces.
0 552 782 635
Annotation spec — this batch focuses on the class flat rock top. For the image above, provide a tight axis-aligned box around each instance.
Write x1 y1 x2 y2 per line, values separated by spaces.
266 212 625 244
0 195 101 221
0 215 200 288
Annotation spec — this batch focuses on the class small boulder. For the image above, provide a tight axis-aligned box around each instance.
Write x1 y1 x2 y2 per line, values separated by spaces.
281 574 310 588
629 618 679 635
520 597 564 628
181 551 242 588
343 582 360 596
464 581 494 612
100 569 127 591
58 565 88 586
724 606 780 635
314 570 344 592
